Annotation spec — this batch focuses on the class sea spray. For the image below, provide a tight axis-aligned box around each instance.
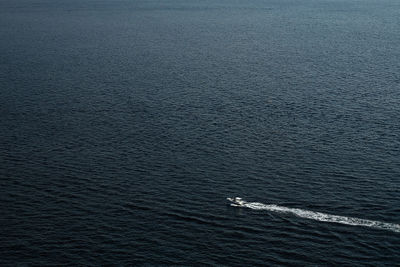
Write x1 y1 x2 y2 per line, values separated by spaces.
234 200 400 233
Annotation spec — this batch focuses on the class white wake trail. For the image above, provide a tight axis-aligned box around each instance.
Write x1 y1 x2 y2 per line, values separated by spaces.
242 201 400 233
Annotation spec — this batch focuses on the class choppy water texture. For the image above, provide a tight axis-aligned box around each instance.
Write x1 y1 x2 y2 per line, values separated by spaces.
1 0 400 265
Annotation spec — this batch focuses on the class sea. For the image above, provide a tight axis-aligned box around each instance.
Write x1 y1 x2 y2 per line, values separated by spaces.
1 0 399 265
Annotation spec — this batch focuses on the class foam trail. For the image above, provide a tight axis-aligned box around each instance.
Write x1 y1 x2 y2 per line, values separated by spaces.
241 201 400 233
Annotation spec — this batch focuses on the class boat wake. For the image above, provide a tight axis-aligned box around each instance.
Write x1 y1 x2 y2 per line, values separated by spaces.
229 198 400 233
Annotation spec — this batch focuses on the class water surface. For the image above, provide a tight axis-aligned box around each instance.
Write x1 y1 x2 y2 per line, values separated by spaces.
1 0 400 265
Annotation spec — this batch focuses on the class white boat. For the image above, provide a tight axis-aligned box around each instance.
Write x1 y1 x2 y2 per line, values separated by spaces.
227 197 246 207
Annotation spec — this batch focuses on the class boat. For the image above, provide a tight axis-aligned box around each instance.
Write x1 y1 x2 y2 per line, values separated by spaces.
227 197 246 207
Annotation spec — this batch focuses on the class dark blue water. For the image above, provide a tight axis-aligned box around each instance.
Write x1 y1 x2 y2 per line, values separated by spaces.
1 0 400 265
